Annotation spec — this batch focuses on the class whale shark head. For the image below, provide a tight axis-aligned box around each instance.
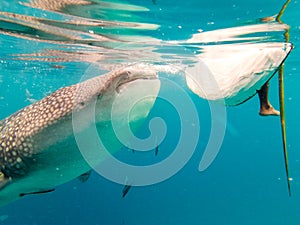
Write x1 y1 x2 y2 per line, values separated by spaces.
0 64 160 206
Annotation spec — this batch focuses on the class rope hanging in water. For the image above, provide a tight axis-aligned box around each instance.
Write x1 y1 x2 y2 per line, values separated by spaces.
276 0 291 196
278 65 291 196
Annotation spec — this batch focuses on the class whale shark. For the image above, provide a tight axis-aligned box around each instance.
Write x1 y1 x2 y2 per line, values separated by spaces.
0 65 160 206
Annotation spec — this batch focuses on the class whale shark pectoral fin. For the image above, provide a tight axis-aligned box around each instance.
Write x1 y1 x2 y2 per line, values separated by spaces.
0 172 11 191
78 170 92 183
19 188 55 197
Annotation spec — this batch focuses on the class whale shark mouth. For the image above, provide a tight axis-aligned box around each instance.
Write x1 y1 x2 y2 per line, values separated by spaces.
116 76 157 93
112 65 158 94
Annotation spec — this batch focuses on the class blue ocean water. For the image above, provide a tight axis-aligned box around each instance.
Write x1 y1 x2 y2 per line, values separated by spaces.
0 0 299 225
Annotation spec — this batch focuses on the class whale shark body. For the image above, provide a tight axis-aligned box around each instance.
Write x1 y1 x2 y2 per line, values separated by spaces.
0 65 160 206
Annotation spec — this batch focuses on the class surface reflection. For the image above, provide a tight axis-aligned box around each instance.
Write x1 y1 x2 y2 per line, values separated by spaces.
0 0 292 105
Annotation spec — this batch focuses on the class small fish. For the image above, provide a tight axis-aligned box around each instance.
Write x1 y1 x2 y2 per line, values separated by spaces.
25 88 37 103
25 88 33 98
78 170 92 183
121 145 135 154
50 64 65 69
154 145 159 156
122 184 132 198
26 98 38 104
19 188 55 197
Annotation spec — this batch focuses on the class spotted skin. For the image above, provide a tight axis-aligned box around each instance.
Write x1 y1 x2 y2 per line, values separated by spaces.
0 67 157 186
0 85 77 178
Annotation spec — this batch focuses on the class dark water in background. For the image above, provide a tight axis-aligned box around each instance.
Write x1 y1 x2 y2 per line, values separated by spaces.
0 0 300 224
